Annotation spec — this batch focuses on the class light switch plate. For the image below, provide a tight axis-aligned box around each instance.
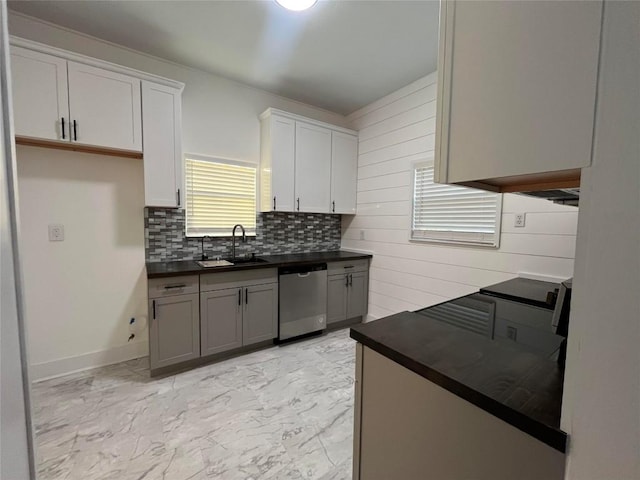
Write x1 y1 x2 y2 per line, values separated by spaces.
48 224 64 241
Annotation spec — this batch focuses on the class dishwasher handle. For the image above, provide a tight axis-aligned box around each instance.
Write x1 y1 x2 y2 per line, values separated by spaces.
278 263 327 276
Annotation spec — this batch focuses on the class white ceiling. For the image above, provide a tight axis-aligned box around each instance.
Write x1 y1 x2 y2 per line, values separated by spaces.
8 0 440 115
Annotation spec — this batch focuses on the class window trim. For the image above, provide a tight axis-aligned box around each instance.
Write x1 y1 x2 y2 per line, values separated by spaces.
184 153 258 238
409 159 503 248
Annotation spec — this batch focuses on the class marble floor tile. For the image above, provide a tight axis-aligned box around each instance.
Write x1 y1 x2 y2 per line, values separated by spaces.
32 329 356 480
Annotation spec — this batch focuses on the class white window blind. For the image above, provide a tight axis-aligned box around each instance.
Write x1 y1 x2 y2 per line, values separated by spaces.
185 155 257 237
411 161 502 247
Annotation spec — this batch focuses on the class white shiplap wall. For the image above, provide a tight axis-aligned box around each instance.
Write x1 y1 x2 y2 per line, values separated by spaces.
344 72 578 320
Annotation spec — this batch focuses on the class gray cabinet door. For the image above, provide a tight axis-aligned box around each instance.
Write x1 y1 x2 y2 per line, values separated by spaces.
327 274 348 324
149 293 200 369
243 283 278 346
201 288 243 356
347 272 368 320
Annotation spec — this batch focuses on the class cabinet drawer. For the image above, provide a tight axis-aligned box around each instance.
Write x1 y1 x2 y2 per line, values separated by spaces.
200 268 278 292
148 275 199 298
328 259 369 275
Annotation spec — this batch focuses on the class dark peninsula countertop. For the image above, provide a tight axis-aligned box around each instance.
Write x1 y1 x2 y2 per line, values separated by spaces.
146 250 372 278
350 298 567 453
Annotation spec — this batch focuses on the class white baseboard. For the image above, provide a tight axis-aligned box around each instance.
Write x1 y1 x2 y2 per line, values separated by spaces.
30 341 149 382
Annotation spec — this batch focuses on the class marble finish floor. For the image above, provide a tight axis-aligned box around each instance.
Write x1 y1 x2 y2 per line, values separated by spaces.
32 329 356 480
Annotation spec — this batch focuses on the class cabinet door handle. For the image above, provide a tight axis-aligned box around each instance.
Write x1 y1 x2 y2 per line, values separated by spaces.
332 201 335 213
152 300 156 319
61 117 66 139
297 198 300 211
345 275 349 287
273 196 276 210
73 120 78 141
176 189 181 207
238 289 241 306
245 288 249 305
349 274 353 286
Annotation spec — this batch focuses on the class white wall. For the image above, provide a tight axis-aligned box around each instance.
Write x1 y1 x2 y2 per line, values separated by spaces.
561 1 640 478
9 11 349 379
17 146 149 380
344 73 578 319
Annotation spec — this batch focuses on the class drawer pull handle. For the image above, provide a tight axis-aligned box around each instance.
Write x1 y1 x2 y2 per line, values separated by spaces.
164 284 186 289
344 265 354 269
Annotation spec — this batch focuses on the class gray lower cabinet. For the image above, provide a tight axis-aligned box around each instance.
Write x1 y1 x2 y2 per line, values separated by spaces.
200 288 243 356
199 268 279 356
149 293 200 369
327 264 369 325
243 283 278 346
347 271 367 319
328 274 349 323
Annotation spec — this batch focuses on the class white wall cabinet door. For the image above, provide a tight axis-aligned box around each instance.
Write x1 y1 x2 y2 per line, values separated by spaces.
331 131 358 214
270 114 296 211
10 46 69 141
260 113 296 212
67 61 142 151
142 81 183 208
435 0 602 191
295 121 331 213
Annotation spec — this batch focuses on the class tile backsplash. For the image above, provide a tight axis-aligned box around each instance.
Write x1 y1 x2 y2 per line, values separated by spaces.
145 207 342 263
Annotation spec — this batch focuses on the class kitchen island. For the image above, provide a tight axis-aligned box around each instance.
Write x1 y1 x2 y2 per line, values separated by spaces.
350 286 568 480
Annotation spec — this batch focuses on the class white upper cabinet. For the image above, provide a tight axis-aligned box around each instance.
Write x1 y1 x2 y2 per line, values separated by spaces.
10 46 69 141
67 61 142 152
260 113 295 212
435 0 603 192
142 81 183 208
331 131 358 214
295 122 332 213
259 108 358 214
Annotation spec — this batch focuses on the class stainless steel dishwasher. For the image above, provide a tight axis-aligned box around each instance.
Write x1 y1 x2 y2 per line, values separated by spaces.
278 263 327 341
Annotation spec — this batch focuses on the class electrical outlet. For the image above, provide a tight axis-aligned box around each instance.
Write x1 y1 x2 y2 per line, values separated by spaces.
48 224 65 241
514 213 526 228
507 326 518 341
359 230 365 240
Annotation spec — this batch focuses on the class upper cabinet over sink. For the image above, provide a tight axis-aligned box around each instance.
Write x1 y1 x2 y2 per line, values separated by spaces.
259 108 358 215
435 0 603 192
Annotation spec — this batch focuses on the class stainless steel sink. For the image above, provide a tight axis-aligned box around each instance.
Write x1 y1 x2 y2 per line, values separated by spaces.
197 257 269 268
197 259 234 268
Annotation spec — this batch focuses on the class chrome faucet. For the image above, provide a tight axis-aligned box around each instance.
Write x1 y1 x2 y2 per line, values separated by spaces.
231 224 246 260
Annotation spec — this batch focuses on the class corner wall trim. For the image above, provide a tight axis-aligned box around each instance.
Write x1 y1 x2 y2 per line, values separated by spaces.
30 341 149 382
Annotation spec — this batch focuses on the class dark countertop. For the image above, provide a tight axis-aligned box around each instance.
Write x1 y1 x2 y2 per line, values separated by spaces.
350 305 567 453
480 277 561 310
146 250 372 278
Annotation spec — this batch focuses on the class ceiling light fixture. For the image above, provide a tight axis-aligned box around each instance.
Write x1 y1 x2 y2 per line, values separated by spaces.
275 0 317 12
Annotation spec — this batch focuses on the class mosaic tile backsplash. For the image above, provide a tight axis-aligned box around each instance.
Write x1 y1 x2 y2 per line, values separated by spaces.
145 207 342 263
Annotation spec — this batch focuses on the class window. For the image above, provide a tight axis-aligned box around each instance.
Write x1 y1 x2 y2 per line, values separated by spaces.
185 155 257 237
411 161 502 247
